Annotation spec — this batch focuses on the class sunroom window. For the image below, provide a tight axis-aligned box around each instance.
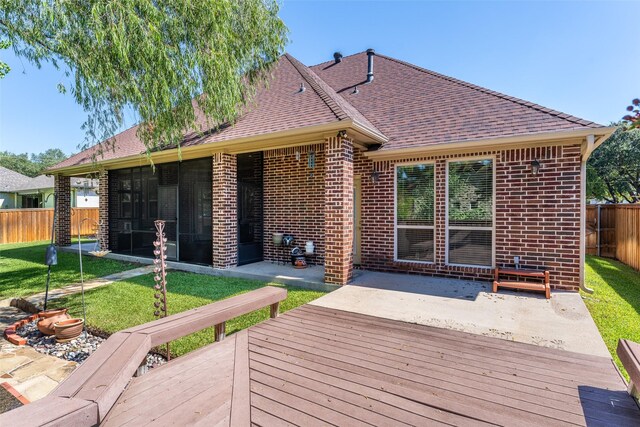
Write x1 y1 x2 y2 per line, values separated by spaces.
395 163 435 262
447 159 494 267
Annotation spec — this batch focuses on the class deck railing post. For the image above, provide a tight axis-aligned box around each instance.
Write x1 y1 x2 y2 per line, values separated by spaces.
215 322 226 341
629 381 639 401
270 302 280 318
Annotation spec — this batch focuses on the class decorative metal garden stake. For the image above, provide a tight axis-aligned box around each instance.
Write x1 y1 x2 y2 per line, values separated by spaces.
153 220 170 361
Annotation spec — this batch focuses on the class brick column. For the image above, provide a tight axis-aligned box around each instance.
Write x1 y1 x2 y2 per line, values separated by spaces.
434 160 447 265
212 153 238 268
54 175 71 246
98 170 109 251
324 135 354 285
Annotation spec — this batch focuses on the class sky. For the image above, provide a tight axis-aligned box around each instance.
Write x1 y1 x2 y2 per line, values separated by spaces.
0 1 638 157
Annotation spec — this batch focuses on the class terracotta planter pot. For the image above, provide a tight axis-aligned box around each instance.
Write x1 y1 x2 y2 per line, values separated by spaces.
38 308 68 319
54 318 84 342
37 313 71 335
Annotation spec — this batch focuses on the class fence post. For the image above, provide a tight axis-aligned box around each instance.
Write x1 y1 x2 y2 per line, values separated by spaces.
597 204 601 257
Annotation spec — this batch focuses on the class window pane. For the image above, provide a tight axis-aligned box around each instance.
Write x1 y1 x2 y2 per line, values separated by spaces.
396 164 434 227
448 229 492 266
448 159 493 227
397 228 434 262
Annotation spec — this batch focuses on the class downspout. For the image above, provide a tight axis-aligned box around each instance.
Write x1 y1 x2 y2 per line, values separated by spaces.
580 134 597 294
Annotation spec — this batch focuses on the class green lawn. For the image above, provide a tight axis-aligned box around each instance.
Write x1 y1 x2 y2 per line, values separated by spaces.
50 271 325 357
0 241 137 299
582 255 640 380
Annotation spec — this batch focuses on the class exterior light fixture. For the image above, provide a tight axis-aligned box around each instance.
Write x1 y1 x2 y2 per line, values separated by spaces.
531 159 541 175
370 169 380 183
308 151 316 169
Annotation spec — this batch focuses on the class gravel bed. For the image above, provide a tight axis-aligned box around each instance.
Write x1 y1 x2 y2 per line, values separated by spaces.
17 320 167 369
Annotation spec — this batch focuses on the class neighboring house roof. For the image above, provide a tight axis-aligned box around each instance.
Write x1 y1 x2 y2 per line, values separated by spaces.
0 166 33 192
49 50 604 172
13 174 54 192
0 166 98 192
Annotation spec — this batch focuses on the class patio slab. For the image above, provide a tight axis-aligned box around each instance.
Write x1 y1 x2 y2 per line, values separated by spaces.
311 270 611 358
63 243 338 292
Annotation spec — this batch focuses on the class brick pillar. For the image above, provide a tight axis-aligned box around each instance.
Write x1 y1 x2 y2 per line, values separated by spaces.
212 153 238 268
324 135 354 285
54 175 71 246
98 170 109 251
434 160 447 265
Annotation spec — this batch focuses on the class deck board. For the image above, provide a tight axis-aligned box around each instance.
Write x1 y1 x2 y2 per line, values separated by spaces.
101 305 640 426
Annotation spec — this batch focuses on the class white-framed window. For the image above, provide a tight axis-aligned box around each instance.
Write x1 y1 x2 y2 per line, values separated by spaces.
446 157 495 267
394 162 435 263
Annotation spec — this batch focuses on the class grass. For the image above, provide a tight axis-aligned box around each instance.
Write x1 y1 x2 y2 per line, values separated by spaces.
582 255 640 380
0 240 138 299
50 271 326 357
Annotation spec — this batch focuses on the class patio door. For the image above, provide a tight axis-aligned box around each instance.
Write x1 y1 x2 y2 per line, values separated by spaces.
237 153 264 265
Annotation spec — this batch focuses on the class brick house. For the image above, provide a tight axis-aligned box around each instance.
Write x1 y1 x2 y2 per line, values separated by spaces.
49 50 614 291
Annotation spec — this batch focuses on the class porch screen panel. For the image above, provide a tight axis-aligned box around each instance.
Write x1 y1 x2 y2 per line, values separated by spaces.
447 159 493 267
396 164 435 262
179 158 212 265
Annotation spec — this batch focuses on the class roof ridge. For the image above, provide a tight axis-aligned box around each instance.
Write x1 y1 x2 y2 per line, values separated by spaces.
310 50 364 68
285 54 385 137
376 53 601 128
284 54 349 121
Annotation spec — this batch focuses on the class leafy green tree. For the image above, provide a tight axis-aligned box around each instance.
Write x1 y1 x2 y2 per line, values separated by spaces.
31 148 67 171
0 39 10 78
0 1 287 155
0 148 68 177
587 125 640 203
0 151 39 176
623 99 640 130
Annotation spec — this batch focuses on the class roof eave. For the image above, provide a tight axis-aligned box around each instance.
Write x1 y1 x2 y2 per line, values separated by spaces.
48 120 388 176
364 127 617 161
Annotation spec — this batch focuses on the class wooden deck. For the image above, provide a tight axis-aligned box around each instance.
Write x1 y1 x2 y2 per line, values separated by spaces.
102 304 640 426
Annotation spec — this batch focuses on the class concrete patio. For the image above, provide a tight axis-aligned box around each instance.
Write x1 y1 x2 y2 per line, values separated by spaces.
63 243 336 291
63 243 609 357
314 270 611 358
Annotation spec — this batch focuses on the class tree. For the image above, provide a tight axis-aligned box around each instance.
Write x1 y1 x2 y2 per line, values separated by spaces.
31 148 67 171
623 98 640 130
587 125 640 203
0 39 9 78
0 148 68 177
0 1 287 157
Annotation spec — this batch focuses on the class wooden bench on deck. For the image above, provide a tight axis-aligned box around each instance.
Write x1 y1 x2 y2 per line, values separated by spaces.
618 339 640 402
1 286 287 427
493 266 551 299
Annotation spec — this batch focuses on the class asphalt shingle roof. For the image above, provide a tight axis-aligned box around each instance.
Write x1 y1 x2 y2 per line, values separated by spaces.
50 50 602 170
0 166 32 192
310 52 601 150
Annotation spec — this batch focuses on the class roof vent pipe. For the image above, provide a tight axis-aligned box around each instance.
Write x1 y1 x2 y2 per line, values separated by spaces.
333 52 343 64
366 49 375 84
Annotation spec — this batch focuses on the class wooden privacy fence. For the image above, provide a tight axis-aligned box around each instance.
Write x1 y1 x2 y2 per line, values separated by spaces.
0 207 99 245
586 204 640 270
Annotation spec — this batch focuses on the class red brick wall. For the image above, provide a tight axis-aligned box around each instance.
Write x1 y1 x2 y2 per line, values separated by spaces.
212 153 238 268
54 175 71 246
325 136 354 285
354 144 582 291
263 144 326 264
